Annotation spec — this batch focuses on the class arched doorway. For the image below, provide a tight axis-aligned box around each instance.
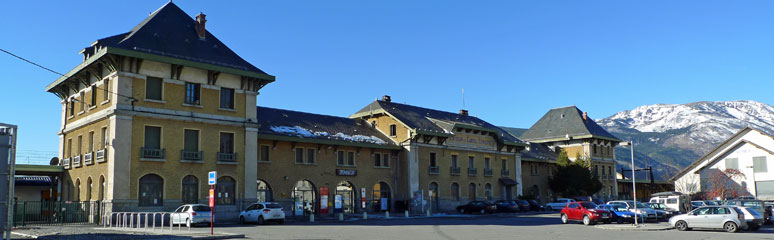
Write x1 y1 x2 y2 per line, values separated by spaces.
86 177 93 201
216 176 236 205
371 182 391 212
139 174 163 206
336 181 355 213
451 182 460 201
182 175 199 204
98 175 105 201
257 179 273 202
468 183 476 201
75 179 81 201
292 180 316 217
429 182 439 212
484 183 492 201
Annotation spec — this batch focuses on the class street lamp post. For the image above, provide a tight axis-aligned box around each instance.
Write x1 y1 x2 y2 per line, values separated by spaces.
621 141 638 226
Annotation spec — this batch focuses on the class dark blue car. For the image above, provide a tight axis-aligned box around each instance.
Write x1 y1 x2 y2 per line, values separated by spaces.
596 204 642 224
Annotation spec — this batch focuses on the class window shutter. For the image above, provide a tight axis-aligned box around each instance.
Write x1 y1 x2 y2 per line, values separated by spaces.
184 130 199 151
725 158 738 170
753 156 767 173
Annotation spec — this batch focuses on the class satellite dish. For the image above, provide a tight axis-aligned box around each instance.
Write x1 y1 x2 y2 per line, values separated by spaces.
50 157 59 166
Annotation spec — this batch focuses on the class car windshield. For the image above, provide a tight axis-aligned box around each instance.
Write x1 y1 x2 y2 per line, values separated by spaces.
192 206 211 212
581 202 597 209
631 202 649 208
704 201 717 205
265 203 283 209
741 201 763 209
745 208 763 217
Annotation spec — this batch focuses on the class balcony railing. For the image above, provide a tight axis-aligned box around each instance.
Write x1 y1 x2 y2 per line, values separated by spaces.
141 147 165 160
450 166 461 176
84 152 93 165
429 166 440 175
181 150 203 162
217 152 238 163
63 158 71 169
484 168 493 176
468 168 478 176
96 149 106 163
72 155 82 167
501 169 510 177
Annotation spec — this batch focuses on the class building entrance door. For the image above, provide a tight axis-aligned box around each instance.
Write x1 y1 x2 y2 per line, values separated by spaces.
429 182 439 212
292 180 316 217
372 182 391 212
336 181 355 213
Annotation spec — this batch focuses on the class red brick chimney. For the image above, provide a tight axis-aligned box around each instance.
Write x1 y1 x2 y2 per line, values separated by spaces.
583 112 588 121
195 12 207 40
460 109 469 116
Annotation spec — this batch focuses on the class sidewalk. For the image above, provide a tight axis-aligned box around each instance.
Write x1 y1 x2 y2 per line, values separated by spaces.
594 222 674 231
10 225 244 240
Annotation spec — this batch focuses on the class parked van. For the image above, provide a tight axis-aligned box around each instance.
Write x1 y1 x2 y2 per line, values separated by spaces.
650 192 690 213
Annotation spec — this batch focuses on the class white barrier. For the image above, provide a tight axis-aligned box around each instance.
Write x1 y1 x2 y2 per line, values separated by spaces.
102 212 189 232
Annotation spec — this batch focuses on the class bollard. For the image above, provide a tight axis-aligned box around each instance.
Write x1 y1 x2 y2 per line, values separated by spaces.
385 211 390 219
339 213 344 221
427 209 431 217
405 210 409 218
363 212 368 220
309 214 315 222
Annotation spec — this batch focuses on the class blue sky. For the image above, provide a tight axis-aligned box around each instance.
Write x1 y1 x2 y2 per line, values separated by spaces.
2 1 774 163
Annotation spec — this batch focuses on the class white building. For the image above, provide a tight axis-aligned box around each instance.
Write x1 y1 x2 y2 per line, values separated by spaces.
671 127 774 200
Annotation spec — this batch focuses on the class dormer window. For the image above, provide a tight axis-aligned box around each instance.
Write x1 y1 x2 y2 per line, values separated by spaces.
389 124 397 137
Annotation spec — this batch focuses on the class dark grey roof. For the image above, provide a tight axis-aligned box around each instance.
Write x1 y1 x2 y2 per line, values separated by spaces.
500 127 529 138
521 106 621 142
91 2 267 75
352 100 524 145
521 143 559 162
15 176 52 186
256 106 396 147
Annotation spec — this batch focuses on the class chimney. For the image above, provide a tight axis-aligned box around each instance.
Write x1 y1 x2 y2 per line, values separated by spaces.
382 95 391 102
459 109 469 116
195 12 207 40
582 112 588 121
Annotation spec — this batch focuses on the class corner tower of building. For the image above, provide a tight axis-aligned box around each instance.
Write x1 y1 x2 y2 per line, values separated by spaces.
45 2 274 218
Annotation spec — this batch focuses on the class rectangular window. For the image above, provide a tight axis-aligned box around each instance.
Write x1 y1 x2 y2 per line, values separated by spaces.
374 154 381 167
608 166 612 179
260 145 270 162
100 127 108 149
103 79 110 101
430 152 437 167
337 151 345 165
144 126 161 149
594 165 599 177
77 135 82 155
88 131 94 152
69 101 75 117
145 77 163 101
307 148 316 164
219 132 234 154
295 148 304 164
382 154 390 167
79 92 85 112
753 156 767 173
501 159 507 170
485 157 491 169
184 82 201 105
184 129 199 151
347 152 355 166
389 124 397 137
67 139 72 157
725 158 739 170
451 155 458 168
90 85 97 106
220 87 235 109
468 156 475 168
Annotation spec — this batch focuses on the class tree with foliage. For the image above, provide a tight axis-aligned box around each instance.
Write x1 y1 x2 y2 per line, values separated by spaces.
548 164 604 197
573 153 592 169
557 149 571 167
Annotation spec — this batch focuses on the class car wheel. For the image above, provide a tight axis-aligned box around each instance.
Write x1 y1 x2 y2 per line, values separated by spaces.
724 222 738 233
675 220 688 231
257 216 265 225
480 209 485 214
546 206 552 211
750 223 759 231
459 208 465 214
186 218 191 228
582 215 593 226
239 216 245 224
603 220 611 224
560 214 568 224
617 218 623 224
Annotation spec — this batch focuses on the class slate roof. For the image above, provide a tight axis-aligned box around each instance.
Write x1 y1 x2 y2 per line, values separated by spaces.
256 106 397 148
351 100 524 145
521 142 559 162
500 126 529 138
520 106 621 142
89 2 267 75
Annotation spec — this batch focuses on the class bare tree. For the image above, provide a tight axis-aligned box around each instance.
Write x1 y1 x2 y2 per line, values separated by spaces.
705 168 747 200
674 173 700 194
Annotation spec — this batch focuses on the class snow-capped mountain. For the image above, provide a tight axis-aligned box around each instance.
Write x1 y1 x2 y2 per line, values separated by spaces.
597 100 774 180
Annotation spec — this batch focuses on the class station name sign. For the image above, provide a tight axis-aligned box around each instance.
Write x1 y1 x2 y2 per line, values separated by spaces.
336 169 357 176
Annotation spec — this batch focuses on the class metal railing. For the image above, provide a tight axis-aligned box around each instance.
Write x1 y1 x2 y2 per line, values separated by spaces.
14 201 99 226
484 168 493 176
181 150 203 162
141 147 165 159
84 152 93 165
103 212 191 233
468 168 478 176
96 149 106 163
217 152 237 163
501 169 510 177
450 166 461 176
429 166 440 174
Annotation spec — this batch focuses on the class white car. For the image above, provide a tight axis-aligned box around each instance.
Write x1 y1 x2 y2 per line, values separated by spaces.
239 202 285 225
670 205 747 233
544 198 574 211
737 207 764 231
171 204 212 227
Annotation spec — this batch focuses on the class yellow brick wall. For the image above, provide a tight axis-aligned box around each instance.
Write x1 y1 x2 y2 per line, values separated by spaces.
62 118 111 201
64 79 114 125
130 78 246 119
367 114 410 143
417 146 515 201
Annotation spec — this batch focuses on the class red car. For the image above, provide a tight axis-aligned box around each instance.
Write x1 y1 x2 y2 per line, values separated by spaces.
560 201 611 225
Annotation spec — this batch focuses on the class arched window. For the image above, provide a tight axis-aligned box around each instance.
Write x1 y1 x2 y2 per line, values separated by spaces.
99 175 105 201
86 177 93 201
484 183 492 201
216 176 236 205
451 183 459 201
75 179 81 201
139 174 163 206
468 183 476 201
257 179 272 202
182 175 199 204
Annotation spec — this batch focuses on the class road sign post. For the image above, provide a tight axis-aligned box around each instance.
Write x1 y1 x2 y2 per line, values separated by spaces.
208 171 216 235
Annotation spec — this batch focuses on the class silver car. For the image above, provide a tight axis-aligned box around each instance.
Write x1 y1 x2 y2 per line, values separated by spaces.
171 204 212 227
669 205 746 233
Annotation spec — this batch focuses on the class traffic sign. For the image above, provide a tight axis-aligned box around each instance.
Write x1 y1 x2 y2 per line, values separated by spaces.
208 171 217 185
209 188 215 207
